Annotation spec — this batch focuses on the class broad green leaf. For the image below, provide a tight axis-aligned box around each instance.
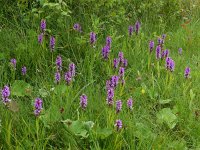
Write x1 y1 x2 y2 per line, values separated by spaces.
159 99 172 104
157 108 177 129
11 80 32 97
62 120 94 138
96 128 112 139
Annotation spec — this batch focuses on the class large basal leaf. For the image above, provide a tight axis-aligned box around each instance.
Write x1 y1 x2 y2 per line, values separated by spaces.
62 119 94 138
157 108 177 129
11 80 32 97
96 128 113 139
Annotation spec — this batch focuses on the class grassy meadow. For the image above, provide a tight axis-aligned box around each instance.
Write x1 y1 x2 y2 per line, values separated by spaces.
0 0 200 149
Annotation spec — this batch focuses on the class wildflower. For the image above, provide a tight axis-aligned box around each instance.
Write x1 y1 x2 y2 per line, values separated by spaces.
40 19 46 32
118 52 124 63
10 58 16 70
166 57 175 72
119 67 125 78
55 72 61 83
162 34 166 40
149 41 154 53
106 80 111 90
69 63 75 77
65 71 72 85
102 45 110 60
110 76 119 88
135 21 140 35
1 85 11 104
122 59 128 67
184 67 191 78
127 98 133 110
90 32 96 45
38 33 43 44
73 23 81 32
34 98 43 116
156 45 161 59
50 36 55 51
115 119 122 131
113 58 119 69
158 37 163 45
128 26 134 36
22 66 27 75
169 59 175 72
116 100 122 113
106 88 114 106
106 36 112 47
162 49 169 58
80 94 87 110
178 48 182 55
141 89 145 94
56 55 62 71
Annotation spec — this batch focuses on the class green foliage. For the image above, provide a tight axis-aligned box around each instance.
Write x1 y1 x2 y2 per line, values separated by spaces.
157 108 178 129
11 80 33 97
0 0 200 149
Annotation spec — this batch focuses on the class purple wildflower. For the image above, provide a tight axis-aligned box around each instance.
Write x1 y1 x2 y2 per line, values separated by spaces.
116 100 122 113
106 80 111 90
80 94 87 110
118 52 124 63
90 32 96 45
65 71 72 85
135 21 140 35
178 48 182 55
106 88 114 106
162 34 166 40
119 67 125 78
50 36 55 51
149 40 154 53
184 67 191 78
1 85 11 104
106 36 112 47
69 63 75 77
115 119 123 131
156 45 161 59
55 72 61 83
102 45 110 60
110 76 119 88
127 98 133 110
158 37 163 45
56 55 62 71
122 59 128 67
40 19 46 32
113 58 119 69
73 23 81 32
162 49 169 58
10 58 16 69
128 26 134 36
22 66 27 75
34 98 43 116
166 57 175 72
38 33 43 44
169 59 175 72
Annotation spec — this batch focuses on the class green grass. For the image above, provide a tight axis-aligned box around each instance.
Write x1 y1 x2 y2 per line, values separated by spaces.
0 1 200 149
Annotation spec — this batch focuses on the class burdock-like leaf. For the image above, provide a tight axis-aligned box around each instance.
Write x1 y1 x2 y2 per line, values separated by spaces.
157 108 177 129
11 80 32 97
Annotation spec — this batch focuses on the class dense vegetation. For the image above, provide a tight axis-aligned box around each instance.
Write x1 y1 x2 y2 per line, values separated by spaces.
0 0 200 149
